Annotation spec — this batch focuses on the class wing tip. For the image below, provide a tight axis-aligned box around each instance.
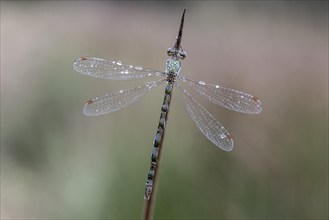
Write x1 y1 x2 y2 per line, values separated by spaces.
73 56 89 64
252 96 263 114
224 137 234 152
83 99 97 116
214 133 234 151
223 133 234 151
73 57 89 71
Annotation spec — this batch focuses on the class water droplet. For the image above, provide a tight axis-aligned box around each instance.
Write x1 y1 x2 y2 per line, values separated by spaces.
117 61 122 65
148 73 152 76
119 90 124 93
90 64 94 67
241 95 244 99
124 70 129 74
215 85 220 89
135 66 143 70
129 65 133 68
220 134 226 139
112 61 116 64
198 81 206 85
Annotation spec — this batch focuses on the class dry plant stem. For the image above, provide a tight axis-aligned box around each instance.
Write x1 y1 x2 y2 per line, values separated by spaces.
144 9 185 220
143 92 173 220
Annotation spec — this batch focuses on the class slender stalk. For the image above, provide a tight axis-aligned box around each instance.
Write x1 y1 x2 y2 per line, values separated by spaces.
143 9 186 220
174 8 186 51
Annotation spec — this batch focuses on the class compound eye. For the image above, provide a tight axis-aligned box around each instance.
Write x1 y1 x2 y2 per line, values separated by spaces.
179 50 187 59
167 47 175 56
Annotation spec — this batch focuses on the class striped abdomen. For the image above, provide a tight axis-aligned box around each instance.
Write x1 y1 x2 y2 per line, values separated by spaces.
144 82 173 200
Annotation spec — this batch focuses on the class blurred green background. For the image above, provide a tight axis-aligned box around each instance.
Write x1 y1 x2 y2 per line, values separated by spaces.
1 1 328 219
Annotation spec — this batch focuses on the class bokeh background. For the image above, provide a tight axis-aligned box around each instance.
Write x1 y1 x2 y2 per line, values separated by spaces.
1 1 328 219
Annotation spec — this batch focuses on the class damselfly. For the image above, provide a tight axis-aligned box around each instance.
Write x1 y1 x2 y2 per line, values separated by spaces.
73 9 262 201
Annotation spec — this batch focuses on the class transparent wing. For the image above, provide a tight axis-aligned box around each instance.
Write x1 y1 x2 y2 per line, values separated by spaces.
177 76 262 114
84 80 165 116
176 84 234 151
73 57 165 80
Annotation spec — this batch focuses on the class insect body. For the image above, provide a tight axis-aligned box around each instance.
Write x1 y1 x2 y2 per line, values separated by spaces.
73 9 262 200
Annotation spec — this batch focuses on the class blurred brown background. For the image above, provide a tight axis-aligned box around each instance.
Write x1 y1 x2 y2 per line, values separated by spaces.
1 1 328 219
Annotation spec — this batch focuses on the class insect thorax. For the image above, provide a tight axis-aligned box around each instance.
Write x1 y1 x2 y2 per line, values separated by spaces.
165 59 181 77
